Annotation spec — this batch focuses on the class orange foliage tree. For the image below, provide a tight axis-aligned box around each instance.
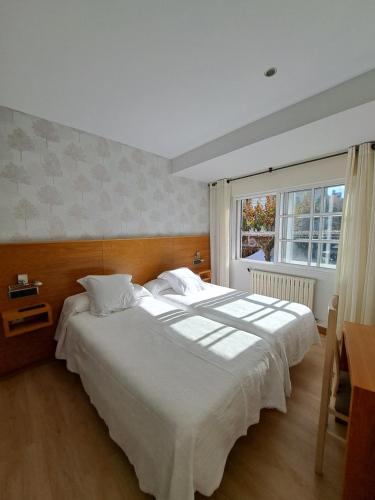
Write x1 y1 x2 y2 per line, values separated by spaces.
242 195 276 262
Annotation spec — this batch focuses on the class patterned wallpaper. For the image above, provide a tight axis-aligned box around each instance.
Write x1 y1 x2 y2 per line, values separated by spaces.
0 106 209 242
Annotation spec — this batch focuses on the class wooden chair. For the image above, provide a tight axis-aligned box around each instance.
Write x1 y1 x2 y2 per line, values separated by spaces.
315 295 349 475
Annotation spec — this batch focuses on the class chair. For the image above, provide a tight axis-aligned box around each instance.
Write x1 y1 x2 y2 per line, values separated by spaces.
315 295 350 475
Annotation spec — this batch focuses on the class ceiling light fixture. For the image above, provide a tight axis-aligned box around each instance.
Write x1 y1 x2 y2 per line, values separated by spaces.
264 67 277 77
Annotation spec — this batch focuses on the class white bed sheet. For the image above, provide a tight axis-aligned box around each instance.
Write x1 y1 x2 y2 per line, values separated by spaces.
153 283 320 385
55 296 286 500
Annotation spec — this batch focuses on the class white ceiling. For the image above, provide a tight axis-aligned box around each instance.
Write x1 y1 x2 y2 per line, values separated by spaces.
1 0 375 159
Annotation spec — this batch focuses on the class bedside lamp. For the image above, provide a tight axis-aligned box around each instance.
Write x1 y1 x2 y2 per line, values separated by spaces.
193 249 204 265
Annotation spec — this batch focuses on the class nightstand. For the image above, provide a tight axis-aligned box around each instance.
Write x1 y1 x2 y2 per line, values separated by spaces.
1 303 53 338
198 270 211 283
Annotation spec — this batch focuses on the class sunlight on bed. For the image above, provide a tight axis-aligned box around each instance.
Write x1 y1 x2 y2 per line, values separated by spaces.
252 310 296 332
213 299 270 320
283 302 310 315
246 294 280 305
168 316 261 360
247 294 309 315
211 298 299 332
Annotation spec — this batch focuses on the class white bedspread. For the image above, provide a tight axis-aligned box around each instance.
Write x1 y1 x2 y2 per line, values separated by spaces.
154 284 320 390
55 296 286 500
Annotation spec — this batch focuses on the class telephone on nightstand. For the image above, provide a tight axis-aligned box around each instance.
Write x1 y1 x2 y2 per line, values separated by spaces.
8 274 43 299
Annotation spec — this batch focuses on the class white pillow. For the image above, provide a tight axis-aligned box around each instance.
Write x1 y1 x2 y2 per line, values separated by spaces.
143 278 172 295
77 274 134 316
157 267 204 295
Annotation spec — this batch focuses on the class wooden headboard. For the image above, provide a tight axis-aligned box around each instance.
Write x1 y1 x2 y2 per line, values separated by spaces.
0 234 210 375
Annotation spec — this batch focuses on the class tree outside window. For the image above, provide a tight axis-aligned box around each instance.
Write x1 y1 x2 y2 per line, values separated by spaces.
241 194 276 262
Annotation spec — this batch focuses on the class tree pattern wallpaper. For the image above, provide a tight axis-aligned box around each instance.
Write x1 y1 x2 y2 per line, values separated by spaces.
0 106 209 242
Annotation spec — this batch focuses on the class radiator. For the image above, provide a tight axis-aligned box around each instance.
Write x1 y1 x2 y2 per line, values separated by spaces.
249 270 315 309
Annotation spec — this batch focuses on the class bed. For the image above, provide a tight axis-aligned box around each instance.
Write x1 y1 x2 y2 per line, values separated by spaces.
145 279 320 394
55 294 286 500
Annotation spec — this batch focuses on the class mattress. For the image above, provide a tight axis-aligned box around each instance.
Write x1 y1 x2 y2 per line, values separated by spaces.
55 296 286 500
153 283 320 389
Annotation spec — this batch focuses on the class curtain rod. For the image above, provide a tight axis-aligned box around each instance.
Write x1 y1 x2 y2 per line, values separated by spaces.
209 142 375 186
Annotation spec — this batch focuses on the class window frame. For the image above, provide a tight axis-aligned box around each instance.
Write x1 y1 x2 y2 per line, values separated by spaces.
233 179 345 270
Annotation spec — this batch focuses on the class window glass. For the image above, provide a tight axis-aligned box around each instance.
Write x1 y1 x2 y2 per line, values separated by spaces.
242 195 276 232
311 242 319 266
322 215 341 240
292 217 310 240
241 234 275 262
240 194 276 262
314 188 322 213
281 241 309 265
321 242 339 268
287 190 311 215
312 217 320 239
282 217 310 240
324 186 345 213
238 184 345 268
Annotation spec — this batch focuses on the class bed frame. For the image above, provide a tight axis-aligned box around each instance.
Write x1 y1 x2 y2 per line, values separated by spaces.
0 235 210 375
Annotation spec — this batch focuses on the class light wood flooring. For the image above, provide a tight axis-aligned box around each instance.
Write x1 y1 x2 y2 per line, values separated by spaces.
0 338 345 500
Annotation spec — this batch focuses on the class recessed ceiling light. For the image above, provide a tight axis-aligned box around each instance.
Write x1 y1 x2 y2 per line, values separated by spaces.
264 67 277 78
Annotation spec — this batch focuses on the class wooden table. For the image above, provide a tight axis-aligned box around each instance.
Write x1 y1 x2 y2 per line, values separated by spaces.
342 322 375 500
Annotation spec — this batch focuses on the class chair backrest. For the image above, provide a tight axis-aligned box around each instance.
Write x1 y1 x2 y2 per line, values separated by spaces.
315 294 341 474
326 295 340 383
320 294 340 398
327 294 338 332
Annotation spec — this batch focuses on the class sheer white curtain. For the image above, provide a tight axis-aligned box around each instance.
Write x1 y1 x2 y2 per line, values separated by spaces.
336 143 375 335
210 179 231 286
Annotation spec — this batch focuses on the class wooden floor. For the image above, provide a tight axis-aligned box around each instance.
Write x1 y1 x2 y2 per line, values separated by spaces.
0 339 345 500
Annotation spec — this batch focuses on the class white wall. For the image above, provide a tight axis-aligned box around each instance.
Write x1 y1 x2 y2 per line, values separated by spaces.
229 155 346 326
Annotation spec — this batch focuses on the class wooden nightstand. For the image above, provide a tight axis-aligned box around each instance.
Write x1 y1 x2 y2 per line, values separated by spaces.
198 270 211 283
1 303 52 338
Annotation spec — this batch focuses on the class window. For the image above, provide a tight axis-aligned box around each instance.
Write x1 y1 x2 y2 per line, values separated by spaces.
239 194 276 262
237 183 345 268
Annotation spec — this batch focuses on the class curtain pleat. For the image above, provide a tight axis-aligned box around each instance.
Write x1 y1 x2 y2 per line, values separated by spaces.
210 180 230 286
336 143 375 335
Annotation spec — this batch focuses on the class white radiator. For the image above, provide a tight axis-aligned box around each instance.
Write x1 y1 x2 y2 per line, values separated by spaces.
249 270 315 310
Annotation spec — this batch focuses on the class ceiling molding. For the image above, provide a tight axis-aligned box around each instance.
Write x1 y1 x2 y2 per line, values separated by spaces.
172 68 375 173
